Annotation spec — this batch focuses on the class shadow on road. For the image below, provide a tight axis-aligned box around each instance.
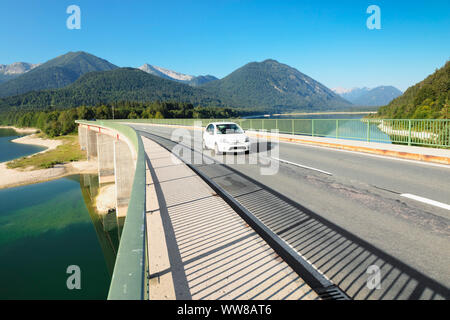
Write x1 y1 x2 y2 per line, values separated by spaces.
139 129 450 300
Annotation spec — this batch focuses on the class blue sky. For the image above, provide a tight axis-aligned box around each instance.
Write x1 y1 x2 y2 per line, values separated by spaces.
1 0 449 91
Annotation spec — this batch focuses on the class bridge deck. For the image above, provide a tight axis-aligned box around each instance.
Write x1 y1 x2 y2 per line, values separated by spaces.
142 136 318 300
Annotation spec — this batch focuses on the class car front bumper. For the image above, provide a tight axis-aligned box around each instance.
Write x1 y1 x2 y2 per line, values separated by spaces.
217 142 250 153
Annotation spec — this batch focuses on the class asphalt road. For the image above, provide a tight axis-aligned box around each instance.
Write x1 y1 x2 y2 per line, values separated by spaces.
132 124 450 300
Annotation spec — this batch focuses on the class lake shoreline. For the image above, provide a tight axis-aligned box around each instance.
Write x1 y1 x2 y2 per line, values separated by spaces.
11 133 63 154
0 160 98 190
0 132 97 189
0 125 39 134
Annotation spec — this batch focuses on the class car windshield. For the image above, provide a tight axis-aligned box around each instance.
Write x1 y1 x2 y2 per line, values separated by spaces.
216 124 243 134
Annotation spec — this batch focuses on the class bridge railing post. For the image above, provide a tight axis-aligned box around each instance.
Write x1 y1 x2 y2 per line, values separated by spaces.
408 120 412 146
336 120 339 139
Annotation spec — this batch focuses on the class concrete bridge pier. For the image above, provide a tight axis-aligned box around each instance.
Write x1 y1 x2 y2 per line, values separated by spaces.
87 129 98 160
78 125 88 151
114 139 135 219
77 123 136 236
97 134 115 184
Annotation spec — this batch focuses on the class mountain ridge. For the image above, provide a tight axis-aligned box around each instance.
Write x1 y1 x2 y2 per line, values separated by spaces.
139 63 218 86
333 86 402 106
139 64 194 81
201 59 352 110
0 62 41 84
0 54 358 112
0 51 118 97
0 68 221 110
0 62 41 75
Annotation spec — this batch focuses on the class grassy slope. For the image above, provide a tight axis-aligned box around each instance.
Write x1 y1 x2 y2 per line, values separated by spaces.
7 134 86 170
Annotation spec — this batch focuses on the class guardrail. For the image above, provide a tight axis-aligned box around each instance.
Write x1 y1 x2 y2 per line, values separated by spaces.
122 118 450 148
75 120 147 300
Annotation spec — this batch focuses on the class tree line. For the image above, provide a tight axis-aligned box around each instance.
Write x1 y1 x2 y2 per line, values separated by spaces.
0 101 259 137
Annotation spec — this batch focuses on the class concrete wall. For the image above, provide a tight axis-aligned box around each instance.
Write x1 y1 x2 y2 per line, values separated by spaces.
87 128 98 160
78 124 136 220
114 139 135 218
97 133 115 184
78 126 88 151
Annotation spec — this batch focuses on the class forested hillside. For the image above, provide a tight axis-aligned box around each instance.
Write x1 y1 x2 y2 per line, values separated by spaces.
0 68 222 110
377 61 449 119
201 59 352 110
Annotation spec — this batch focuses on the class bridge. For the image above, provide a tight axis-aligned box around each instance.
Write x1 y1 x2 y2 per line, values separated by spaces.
75 119 450 300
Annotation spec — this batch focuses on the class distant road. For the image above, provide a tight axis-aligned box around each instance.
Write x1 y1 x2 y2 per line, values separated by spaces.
133 124 450 299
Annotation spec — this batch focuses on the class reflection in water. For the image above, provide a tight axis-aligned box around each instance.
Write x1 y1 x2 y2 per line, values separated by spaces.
77 174 124 277
0 175 113 299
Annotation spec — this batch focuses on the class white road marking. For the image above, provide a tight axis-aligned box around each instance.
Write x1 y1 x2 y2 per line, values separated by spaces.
401 194 450 210
136 124 450 169
279 139 450 169
270 157 333 176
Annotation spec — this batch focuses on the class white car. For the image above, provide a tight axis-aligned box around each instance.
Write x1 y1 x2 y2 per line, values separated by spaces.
203 122 250 154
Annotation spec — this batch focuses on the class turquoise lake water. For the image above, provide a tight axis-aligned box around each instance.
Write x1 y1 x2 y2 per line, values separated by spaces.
0 175 119 299
0 128 118 299
0 129 46 163
254 113 367 120
247 113 392 143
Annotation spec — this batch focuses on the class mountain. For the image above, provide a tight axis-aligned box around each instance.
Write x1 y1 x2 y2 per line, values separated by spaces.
353 86 402 106
201 59 352 110
377 61 450 119
0 58 355 112
0 62 41 76
139 63 218 86
188 75 218 86
139 64 194 82
0 68 221 110
0 62 41 83
332 87 370 102
333 86 402 106
0 52 118 97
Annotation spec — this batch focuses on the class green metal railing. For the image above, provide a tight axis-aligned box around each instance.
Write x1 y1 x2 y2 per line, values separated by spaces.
76 120 148 300
123 118 450 148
